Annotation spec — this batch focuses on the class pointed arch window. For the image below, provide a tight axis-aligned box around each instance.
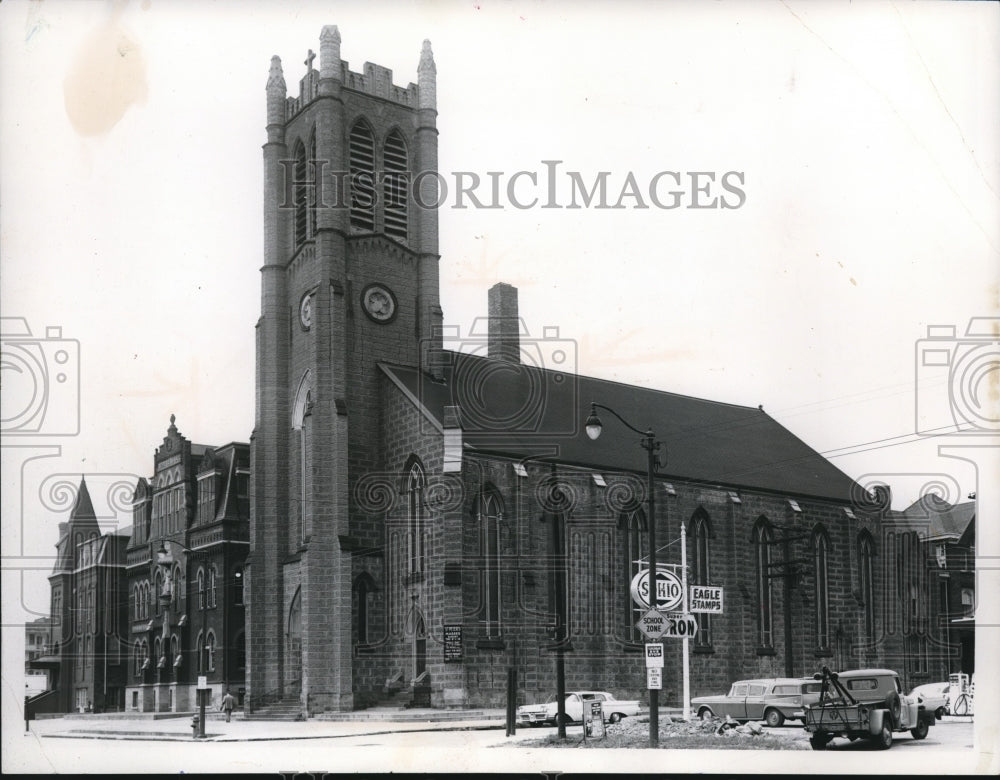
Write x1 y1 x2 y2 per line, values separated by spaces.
480 490 503 638
196 568 206 610
195 630 204 673
293 372 314 548
406 461 426 575
620 508 647 643
692 511 713 647
383 130 408 243
206 631 216 672
813 526 830 650
753 519 774 648
208 565 217 608
308 132 319 238
349 121 375 232
153 571 163 615
858 532 875 640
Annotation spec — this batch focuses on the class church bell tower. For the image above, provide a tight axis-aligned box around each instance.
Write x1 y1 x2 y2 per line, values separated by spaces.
249 26 441 714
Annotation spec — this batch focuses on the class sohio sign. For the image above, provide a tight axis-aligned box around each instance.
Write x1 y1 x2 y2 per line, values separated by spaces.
630 568 683 611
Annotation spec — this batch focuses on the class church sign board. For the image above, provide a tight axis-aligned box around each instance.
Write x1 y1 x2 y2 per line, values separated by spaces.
444 625 463 662
689 585 724 614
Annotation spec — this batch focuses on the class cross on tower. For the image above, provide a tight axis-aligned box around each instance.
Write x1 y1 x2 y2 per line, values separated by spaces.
305 49 316 71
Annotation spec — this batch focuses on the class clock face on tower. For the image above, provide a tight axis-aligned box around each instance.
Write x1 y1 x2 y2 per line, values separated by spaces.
299 292 313 330
361 284 397 323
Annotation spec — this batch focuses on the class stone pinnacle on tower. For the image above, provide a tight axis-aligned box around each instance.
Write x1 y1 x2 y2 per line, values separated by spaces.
320 25 342 80
418 39 436 110
266 55 286 126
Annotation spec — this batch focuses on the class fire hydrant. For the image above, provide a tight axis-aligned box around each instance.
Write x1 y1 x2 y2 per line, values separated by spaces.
191 715 200 739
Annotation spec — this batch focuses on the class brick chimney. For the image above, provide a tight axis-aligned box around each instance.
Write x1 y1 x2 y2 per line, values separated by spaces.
488 282 521 363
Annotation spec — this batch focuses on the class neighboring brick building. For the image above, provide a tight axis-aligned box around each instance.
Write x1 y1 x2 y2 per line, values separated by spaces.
884 495 976 687
124 416 250 713
247 26 902 717
25 616 53 695
31 478 130 713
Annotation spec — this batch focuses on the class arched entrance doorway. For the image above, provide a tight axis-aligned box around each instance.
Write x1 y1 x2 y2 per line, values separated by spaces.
286 588 302 696
406 607 430 707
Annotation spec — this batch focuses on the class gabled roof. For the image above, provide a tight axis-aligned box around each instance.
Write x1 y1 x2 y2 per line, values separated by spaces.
198 443 250 524
894 496 976 541
381 352 861 503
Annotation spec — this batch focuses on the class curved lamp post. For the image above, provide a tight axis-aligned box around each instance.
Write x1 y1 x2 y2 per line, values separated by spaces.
157 540 208 738
585 402 663 748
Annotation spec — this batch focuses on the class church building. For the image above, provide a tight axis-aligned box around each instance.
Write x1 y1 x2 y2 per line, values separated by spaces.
247 27 893 717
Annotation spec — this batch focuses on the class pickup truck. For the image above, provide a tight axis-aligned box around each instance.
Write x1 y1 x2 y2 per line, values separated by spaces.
803 667 936 750
516 690 641 726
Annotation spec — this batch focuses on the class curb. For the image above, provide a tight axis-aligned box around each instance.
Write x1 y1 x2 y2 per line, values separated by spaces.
40 720 508 743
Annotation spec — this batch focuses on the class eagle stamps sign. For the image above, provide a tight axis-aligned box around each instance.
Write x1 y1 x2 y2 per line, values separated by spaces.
689 585 724 614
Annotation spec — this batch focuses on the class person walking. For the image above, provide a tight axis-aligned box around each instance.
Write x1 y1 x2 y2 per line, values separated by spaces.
220 689 237 723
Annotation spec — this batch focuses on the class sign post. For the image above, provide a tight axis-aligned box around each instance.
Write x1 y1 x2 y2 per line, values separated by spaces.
197 676 208 739
680 520 689 722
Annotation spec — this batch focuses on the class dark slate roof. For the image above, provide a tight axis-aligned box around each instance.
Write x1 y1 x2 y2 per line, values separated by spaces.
893 496 976 541
53 478 102 573
380 352 861 503
70 477 97 520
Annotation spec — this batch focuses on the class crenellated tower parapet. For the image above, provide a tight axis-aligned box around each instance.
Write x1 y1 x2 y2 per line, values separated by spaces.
282 30 432 121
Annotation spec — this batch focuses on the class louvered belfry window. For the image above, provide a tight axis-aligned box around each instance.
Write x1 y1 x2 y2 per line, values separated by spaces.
383 130 408 242
349 122 376 232
293 142 308 247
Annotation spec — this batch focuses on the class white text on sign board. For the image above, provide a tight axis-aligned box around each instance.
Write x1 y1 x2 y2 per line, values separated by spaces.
645 643 664 667
689 585 724 614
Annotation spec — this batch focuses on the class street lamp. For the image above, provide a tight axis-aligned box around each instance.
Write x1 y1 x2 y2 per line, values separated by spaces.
585 402 664 748
158 540 209 738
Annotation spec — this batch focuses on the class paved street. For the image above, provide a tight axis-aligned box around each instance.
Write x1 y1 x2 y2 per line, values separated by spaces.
4 712 986 775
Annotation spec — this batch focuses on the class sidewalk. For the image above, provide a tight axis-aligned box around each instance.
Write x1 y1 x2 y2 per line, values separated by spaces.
28 709 511 743
28 706 684 743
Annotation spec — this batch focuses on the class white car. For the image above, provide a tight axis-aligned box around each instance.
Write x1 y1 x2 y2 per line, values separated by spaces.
910 682 949 719
516 690 641 726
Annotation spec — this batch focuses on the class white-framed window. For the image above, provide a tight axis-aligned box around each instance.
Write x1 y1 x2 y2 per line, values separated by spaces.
813 527 830 650
753 519 774 648
480 490 503 638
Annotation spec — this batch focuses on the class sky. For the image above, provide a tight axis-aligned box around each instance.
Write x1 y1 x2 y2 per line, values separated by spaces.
1 0 998 743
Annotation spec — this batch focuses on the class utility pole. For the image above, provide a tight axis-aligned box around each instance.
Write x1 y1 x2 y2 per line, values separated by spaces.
764 527 808 677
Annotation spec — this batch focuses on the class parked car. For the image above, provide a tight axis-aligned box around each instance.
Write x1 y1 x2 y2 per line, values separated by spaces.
909 682 949 719
516 690 641 726
691 677 823 727
803 667 935 750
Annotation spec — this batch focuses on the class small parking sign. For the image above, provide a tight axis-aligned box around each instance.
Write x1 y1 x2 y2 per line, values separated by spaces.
647 667 662 690
645 643 664 668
